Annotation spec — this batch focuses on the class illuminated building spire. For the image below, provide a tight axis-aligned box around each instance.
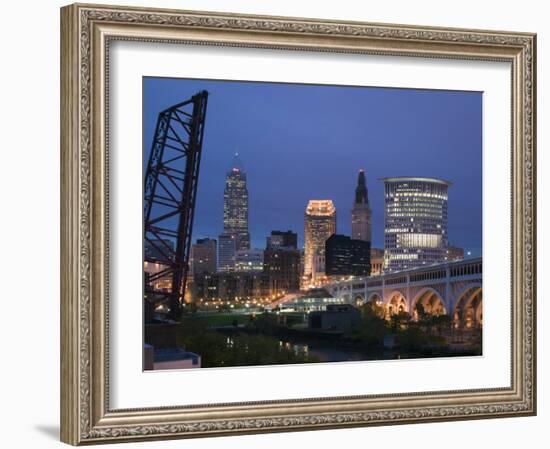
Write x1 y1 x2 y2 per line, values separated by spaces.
232 151 244 172
351 169 372 243
355 169 369 205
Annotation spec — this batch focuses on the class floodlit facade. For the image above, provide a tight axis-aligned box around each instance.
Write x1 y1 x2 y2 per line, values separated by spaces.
351 170 372 243
382 177 450 272
304 200 336 280
223 154 250 251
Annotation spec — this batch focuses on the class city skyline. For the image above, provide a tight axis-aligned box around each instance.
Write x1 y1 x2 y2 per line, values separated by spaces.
143 77 482 256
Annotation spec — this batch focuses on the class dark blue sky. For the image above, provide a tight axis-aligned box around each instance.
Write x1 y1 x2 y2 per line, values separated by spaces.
143 77 482 255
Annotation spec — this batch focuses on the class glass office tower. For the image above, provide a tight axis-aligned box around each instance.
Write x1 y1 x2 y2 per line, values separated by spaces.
382 177 450 272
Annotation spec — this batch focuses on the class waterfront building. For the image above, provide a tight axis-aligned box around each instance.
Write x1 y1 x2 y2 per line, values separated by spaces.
278 288 345 312
325 234 371 277
235 248 264 272
304 200 336 280
351 170 372 243
223 154 250 251
308 304 361 332
370 247 384 276
382 177 450 272
218 232 237 272
190 238 217 275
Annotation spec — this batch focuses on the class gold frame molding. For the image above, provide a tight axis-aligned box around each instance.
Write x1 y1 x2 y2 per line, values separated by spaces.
60 3 537 445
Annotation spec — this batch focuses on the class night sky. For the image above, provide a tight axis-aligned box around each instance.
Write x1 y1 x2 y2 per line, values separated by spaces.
143 77 482 256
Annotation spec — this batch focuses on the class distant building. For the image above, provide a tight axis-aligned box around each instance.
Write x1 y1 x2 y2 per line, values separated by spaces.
144 238 175 262
304 200 336 280
192 271 270 302
235 248 264 272
370 247 384 276
266 230 298 249
218 232 237 272
351 170 372 243
446 245 465 261
308 304 361 332
264 247 301 295
144 261 172 291
223 154 250 251
382 177 450 272
325 234 371 277
190 272 219 301
191 238 217 275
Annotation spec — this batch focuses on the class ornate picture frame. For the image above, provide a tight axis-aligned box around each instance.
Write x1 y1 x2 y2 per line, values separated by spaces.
60 3 536 445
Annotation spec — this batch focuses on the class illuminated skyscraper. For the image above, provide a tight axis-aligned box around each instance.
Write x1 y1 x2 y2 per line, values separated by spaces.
351 170 372 243
382 177 450 272
223 153 250 250
304 200 336 280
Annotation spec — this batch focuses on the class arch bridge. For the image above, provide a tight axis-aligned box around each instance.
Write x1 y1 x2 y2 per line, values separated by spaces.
325 257 482 329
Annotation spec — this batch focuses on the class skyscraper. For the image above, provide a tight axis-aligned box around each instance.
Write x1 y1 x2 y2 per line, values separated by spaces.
223 153 250 251
351 170 372 243
304 200 336 280
382 177 450 272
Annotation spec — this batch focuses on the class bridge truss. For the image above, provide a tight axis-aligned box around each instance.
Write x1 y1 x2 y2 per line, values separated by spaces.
144 91 208 319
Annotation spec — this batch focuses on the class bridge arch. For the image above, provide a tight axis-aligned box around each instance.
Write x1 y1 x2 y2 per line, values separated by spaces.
367 292 383 305
385 290 408 317
353 293 365 307
453 283 482 329
411 287 446 320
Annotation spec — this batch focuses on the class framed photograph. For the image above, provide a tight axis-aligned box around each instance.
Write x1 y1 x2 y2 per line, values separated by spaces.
60 3 537 445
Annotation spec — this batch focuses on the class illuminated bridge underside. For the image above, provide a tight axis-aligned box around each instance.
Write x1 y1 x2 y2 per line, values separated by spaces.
326 257 482 329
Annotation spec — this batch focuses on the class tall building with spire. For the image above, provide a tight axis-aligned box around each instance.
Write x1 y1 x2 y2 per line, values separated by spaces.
222 153 250 252
351 170 372 243
304 200 336 281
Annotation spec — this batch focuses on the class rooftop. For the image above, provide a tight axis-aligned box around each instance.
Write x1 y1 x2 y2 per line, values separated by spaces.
379 177 452 186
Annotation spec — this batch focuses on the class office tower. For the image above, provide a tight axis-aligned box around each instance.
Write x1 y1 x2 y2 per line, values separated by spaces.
264 230 301 295
266 230 298 250
325 234 371 277
223 153 250 251
304 200 336 280
382 177 450 272
235 248 264 272
351 170 372 243
190 238 217 275
218 232 237 272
